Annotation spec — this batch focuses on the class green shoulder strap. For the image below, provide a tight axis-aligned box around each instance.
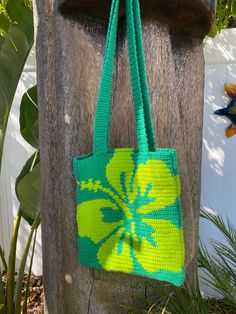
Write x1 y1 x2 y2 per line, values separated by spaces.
132 0 156 152
93 0 156 153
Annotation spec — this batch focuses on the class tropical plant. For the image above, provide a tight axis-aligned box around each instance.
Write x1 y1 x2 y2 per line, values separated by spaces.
0 1 40 313
0 0 34 169
0 87 39 314
208 0 236 37
199 210 236 308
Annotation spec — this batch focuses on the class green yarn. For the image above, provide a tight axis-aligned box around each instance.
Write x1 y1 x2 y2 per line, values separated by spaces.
73 0 185 286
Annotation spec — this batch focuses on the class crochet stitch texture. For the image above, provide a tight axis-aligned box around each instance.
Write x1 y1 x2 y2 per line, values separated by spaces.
73 0 185 286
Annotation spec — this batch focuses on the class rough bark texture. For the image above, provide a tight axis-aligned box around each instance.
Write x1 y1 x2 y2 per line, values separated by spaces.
34 0 215 313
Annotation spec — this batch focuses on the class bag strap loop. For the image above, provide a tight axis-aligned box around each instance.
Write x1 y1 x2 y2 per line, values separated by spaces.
93 0 156 153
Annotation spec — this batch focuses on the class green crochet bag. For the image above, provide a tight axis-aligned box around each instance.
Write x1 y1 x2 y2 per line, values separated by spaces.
73 0 185 286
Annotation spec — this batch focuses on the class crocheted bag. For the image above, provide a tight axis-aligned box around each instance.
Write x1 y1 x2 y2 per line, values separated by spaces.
73 0 185 286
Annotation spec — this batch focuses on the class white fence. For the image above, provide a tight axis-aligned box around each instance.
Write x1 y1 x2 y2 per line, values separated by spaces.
200 29 236 248
0 49 42 275
0 29 236 278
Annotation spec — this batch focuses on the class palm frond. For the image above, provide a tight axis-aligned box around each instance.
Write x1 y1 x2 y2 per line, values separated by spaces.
200 209 236 308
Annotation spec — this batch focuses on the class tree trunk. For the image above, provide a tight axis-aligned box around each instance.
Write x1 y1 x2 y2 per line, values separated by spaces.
33 0 215 313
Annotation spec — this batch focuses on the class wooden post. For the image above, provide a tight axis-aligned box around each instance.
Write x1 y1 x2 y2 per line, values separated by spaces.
33 0 215 313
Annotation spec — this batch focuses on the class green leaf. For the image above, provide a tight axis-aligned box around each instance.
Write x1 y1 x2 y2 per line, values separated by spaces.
15 151 39 193
0 245 7 272
227 0 233 16
0 0 8 7
208 24 219 38
232 0 236 15
0 5 11 33
0 23 33 171
0 34 4 45
6 210 22 314
15 151 39 224
20 85 38 149
16 161 40 223
6 0 33 43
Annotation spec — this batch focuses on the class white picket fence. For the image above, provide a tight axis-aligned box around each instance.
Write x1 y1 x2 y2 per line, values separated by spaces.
0 29 236 281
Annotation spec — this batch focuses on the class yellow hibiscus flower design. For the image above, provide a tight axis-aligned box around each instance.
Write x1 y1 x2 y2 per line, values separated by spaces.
77 149 184 275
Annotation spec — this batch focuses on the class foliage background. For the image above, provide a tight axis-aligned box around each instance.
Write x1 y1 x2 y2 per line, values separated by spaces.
209 0 236 37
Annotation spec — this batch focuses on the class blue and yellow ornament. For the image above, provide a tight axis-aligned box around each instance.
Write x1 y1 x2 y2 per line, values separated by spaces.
215 83 236 138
